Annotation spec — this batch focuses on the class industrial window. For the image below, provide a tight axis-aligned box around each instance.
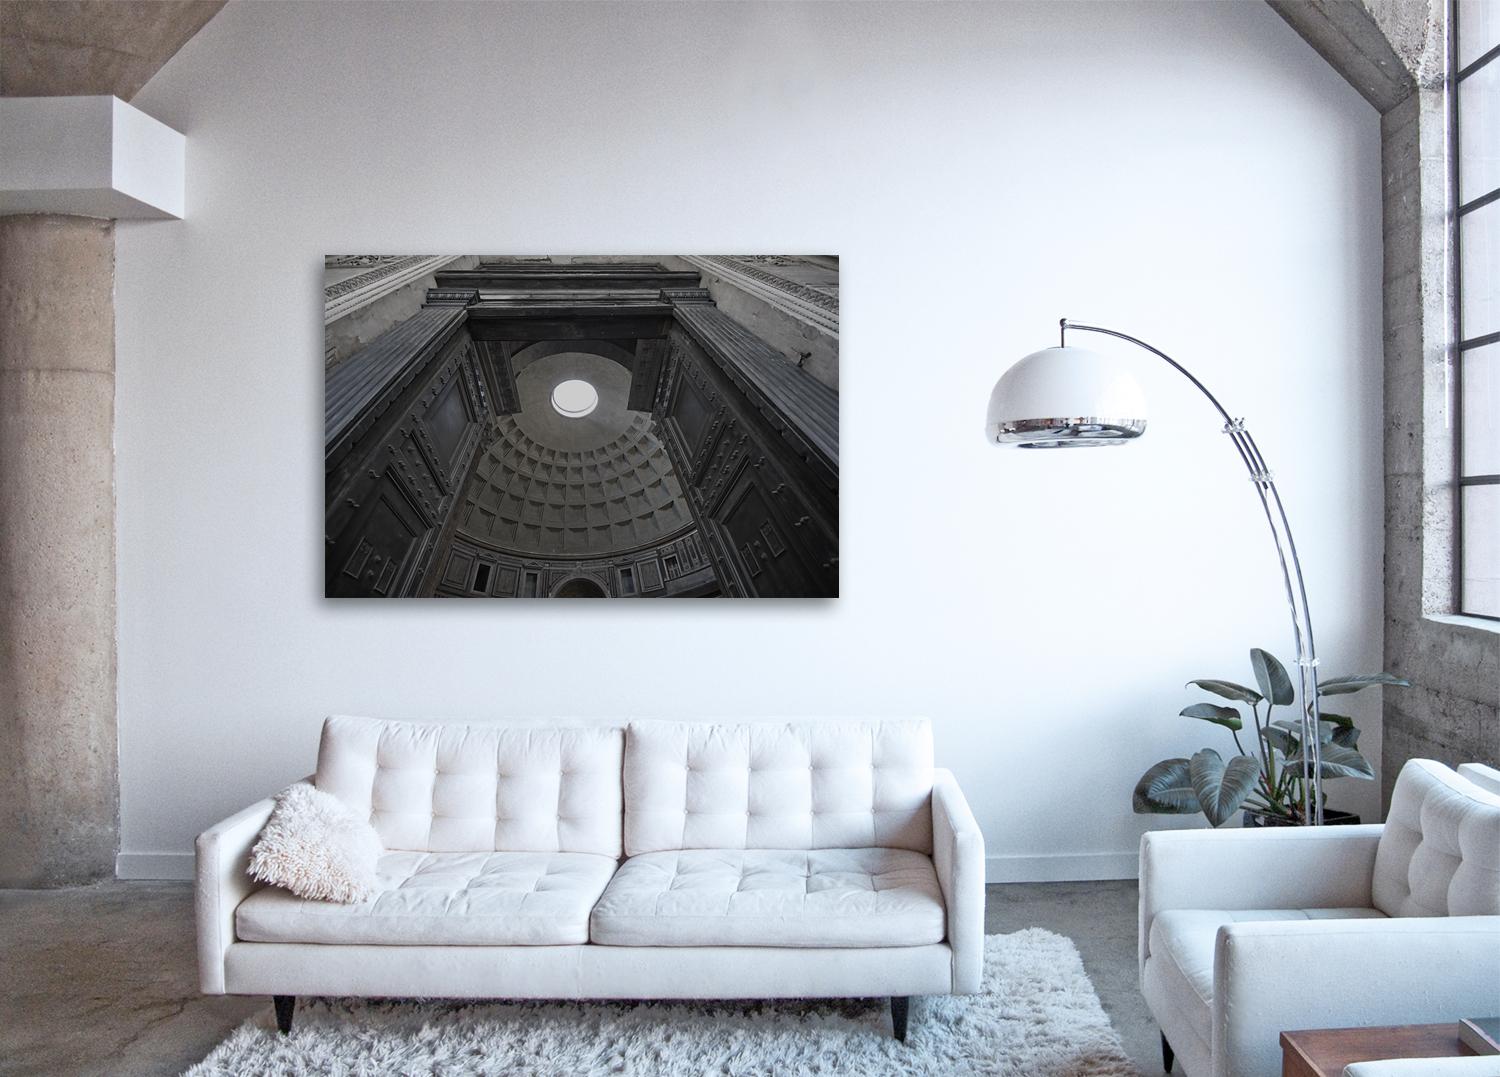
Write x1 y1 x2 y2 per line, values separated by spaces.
1454 0 1500 618
619 566 636 595
472 563 491 594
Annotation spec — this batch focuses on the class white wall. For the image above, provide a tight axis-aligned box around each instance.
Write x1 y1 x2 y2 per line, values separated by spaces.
114 0 1385 880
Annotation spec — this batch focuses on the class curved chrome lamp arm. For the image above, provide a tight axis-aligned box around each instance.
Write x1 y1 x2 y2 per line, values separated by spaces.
1062 319 1325 825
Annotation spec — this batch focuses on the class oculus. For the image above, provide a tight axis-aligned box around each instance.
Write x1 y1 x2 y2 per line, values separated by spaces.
550 379 599 419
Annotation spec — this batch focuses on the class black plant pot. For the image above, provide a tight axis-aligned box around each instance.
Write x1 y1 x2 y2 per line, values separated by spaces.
1242 807 1361 828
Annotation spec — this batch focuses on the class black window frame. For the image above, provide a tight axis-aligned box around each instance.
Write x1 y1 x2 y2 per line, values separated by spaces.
1452 0 1500 620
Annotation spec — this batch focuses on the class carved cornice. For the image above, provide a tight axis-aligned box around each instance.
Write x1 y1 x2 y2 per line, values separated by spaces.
450 521 700 563
325 255 407 270
324 255 461 325
682 256 839 337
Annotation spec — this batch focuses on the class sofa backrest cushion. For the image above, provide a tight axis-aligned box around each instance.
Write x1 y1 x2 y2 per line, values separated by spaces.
1372 758 1500 917
623 719 934 856
315 715 623 856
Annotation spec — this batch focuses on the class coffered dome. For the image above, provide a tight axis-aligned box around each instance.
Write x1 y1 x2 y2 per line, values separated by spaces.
455 351 691 556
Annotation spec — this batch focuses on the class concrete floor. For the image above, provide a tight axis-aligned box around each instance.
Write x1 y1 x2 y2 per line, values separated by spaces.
0 879 1157 1076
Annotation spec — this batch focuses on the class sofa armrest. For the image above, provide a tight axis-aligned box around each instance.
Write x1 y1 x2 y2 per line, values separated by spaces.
932 767 986 993
194 793 278 993
1215 916 1500 1077
1139 824 1383 979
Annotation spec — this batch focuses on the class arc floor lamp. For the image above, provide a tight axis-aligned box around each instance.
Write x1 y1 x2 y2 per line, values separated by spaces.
985 319 1326 824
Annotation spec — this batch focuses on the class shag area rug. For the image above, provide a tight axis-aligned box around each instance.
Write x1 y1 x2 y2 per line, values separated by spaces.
187 929 1141 1076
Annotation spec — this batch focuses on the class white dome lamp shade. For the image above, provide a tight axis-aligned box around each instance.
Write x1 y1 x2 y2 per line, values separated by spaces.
986 346 1148 448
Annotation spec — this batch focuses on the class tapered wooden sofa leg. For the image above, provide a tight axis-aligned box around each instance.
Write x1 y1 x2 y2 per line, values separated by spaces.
1161 1031 1174 1072
891 996 909 1042
273 995 296 1035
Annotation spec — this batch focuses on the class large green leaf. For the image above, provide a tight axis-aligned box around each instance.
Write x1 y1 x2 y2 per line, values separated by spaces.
1284 743 1375 780
1263 725 1296 756
1332 725 1361 749
1133 759 1201 814
1250 649 1295 706
1317 673 1411 696
1315 712 1355 730
1180 703 1243 731
1271 718 1334 744
1187 679 1263 705
1188 748 1261 827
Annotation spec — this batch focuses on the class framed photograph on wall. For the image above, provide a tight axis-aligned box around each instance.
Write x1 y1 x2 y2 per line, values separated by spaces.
323 256 839 598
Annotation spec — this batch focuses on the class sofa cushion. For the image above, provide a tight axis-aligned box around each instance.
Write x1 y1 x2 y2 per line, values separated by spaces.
623 720 934 856
1373 759 1500 917
1149 907 1386 1010
588 847 946 948
315 716 624 856
236 850 618 945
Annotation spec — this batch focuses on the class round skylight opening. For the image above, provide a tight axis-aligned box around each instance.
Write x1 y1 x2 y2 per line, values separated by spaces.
550 379 599 419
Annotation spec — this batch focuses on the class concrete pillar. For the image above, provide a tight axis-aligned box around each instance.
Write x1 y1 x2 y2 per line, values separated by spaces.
0 214 118 886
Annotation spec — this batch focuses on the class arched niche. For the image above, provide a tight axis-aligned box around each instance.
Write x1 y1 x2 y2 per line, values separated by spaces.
551 575 608 598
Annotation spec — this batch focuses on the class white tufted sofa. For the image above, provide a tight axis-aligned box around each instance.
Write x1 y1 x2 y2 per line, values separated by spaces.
196 716 985 1039
1139 758 1500 1077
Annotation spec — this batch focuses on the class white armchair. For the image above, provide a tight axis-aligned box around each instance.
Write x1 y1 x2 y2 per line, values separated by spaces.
1138 759 1500 1077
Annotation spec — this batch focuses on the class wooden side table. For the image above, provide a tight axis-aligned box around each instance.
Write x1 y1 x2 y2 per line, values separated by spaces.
1281 1024 1476 1076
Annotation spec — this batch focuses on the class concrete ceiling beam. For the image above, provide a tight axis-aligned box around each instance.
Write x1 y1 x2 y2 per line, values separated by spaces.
1266 0 1444 114
0 0 225 101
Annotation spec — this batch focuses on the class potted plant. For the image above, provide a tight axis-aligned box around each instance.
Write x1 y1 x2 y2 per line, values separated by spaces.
1133 648 1409 827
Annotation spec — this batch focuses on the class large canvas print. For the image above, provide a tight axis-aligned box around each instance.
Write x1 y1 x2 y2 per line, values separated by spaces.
324 256 839 598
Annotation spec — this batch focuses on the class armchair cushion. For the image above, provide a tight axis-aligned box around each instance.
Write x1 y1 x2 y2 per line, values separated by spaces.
1373 759 1500 917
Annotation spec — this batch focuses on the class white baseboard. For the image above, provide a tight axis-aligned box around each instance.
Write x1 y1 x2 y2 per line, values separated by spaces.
117 850 1138 884
117 852 194 880
985 852 1137 883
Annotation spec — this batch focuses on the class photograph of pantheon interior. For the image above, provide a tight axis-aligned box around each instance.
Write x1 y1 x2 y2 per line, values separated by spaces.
324 256 839 598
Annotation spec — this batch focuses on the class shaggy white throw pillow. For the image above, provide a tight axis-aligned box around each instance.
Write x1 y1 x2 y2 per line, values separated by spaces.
248 783 383 903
